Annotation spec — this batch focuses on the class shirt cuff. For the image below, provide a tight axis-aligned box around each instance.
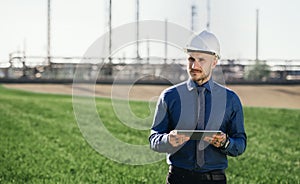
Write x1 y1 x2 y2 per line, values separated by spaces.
162 134 169 144
220 137 234 154
162 134 176 153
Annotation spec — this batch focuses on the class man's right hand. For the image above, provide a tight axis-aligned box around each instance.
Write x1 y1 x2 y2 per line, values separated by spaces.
168 130 190 147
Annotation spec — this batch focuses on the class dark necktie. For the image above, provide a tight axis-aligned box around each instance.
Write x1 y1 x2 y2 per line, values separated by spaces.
196 86 205 167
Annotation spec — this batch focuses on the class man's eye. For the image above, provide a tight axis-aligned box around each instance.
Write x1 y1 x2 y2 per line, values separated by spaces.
188 57 195 62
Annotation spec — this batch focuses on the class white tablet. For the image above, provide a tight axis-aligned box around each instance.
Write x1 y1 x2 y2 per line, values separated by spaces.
175 130 222 140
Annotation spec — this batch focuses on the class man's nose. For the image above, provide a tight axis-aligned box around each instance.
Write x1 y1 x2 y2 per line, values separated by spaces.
192 61 201 69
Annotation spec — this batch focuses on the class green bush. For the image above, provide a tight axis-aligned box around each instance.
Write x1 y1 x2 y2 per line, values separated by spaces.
244 60 270 81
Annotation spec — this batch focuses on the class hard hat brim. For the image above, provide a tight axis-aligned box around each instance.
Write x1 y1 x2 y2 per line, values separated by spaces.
184 48 220 59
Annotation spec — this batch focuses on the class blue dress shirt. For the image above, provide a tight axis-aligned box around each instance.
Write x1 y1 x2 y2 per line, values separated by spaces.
149 78 247 172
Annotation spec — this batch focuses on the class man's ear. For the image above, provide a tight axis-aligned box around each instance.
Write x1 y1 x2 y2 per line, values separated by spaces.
211 57 218 69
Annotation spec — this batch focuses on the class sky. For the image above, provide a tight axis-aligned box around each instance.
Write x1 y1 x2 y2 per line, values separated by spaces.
1 0 300 65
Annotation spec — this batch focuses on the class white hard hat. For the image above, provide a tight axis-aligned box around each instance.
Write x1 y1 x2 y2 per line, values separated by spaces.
184 30 220 59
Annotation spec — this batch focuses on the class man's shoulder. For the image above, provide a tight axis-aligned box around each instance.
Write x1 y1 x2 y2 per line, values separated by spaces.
160 81 189 99
212 82 240 98
164 81 188 93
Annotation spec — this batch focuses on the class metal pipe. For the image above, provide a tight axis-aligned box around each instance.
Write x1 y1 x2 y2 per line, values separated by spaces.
47 0 51 65
136 0 140 60
109 0 112 64
206 0 211 31
256 9 259 61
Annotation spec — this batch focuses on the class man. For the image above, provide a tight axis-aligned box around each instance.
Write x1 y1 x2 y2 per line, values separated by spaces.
149 30 247 184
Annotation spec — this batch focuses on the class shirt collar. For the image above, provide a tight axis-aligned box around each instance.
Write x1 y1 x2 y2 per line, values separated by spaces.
187 78 213 92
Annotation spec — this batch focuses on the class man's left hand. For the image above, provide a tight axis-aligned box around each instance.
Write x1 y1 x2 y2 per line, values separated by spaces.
204 132 227 148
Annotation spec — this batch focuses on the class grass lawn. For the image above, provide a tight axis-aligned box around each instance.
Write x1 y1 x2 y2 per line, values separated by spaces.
0 85 299 183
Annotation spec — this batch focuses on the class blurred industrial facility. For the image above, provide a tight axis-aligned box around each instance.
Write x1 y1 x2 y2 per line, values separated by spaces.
1 53 299 84
1 0 299 84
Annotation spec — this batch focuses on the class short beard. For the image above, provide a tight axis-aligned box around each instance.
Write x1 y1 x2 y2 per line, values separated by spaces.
195 74 209 85
190 70 211 85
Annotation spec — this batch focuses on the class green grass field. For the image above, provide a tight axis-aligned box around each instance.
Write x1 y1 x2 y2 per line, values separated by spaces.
0 85 299 183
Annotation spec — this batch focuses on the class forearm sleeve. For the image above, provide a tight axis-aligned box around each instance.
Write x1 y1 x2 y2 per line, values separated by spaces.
221 95 247 156
221 135 247 156
149 95 175 153
149 131 174 153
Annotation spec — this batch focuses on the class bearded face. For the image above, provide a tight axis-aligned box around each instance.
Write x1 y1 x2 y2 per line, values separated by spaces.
187 52 217 85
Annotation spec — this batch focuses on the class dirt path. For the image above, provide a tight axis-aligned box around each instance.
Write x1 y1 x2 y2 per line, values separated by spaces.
3 83 300 109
